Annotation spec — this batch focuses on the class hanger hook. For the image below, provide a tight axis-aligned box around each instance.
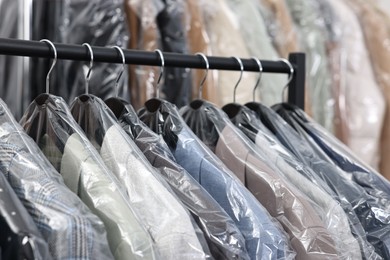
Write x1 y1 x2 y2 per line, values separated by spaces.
280 58 294 102
112 46 126 98
82 43 94 95
232 56 244 103
195 52 209 99
251 57 263 102
40 39 57 94
154 49 164 98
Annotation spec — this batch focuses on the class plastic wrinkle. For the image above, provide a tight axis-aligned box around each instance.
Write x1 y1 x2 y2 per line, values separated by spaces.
70 94 213 260
19 94 158 260
180 100 341 260
138 100 295 260
116 101 250 259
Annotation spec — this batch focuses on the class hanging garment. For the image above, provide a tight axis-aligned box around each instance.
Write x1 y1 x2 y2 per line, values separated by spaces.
249 103 389 259
259 0 300 58
138 99 294 260
224 0 286 106
247 102 381 260
70 94 212 259
344 0 390 180
284 0 334 133
226 105 362 260
52 0 130 102
185 0 218 102
0 99 113 260
0 171 51 260
0 0 30 120
109 99 249 259
322 0 385 171
201 0 257 106
157 0 193 107
20 94 158 259
125 0 164 109
180 101 340 260
273 103 390 206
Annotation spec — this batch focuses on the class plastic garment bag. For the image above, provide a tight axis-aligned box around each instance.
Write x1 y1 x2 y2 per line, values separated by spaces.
247 102 389 259
20 94 158 260
157 0 193 107
259 0 300 58
273 103 390 206
226 105 362 260
284 0 334 133
185 0 218 102
0 0 30 120
0 99 113 259
324 0 385 172
52 0 130 102
124 0 164 109
344 0 390 180
180 100 343 260
70 94 212 259
200 0 257 106
107 99 250 259
0 171 51 260
224 0 286 106
125 0 192 108
138 99 294 260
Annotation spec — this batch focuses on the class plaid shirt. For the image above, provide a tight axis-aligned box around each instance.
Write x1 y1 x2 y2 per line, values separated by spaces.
0 100 113 260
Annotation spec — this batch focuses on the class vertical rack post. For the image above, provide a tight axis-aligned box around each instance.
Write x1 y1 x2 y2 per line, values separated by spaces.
288 52 306 110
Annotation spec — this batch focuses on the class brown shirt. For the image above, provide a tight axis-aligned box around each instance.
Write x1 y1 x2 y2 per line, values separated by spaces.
215 124 339 260
185 0 218 103
124 0 162 110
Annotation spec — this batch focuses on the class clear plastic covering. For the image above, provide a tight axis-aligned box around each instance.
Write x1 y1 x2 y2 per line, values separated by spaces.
19 94 159 259
344 0 390 180
247 102 388 259
273 104 390 208
185 0 218 102
125 0 192 109
0 169 51 260
323 0 385 172
224 0 287 107
201 0 258 106
0 0 30 120
106 98 250 259
179 100 343 259
125 0 164 109
284 0 335 133
258 0 300 58
70 94 213 259
138 99 295 260
52 0 130 103
0 99 113 259
225 104 362 260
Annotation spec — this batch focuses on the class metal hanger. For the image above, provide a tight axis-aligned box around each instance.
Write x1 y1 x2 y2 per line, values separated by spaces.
232 56 244 103
82 43 94 95
112 46 126 98
280 58 294 102
40 39 57 94
251 57 263 102
195 52 209 99
154 49 164 98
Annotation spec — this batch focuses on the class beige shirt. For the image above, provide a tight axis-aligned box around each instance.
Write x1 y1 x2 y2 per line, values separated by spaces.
326 0 385 171
345 0 390 179
203 0 257 106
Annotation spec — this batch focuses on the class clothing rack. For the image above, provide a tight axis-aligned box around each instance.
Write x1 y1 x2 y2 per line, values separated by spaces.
0 38 306 109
